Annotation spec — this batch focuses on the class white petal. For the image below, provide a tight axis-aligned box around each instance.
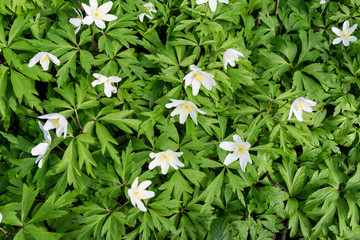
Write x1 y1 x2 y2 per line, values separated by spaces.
69 18 82 27
348 36 357 42
82 3 92 16
135 199 147 212
138 13 145 22
138 180 152 190
331 27 341 37
148 159 160 170
109 76 122 83
343 39 350 47
348 24 358 35
192 80 201 96
39 57 50 71
189 111 198 125
161 163 170 175
179 112 188 124
219 0 229 3
219 141 236 151
31 142 50 156
0 213 2 223
92 79 104 87
209 0 217 11
131 177 139 189
48 53 60 66
224 153 238 165
28 53 40 68
343 21 349 32
142 190 155 199
103 14 117 22
94 19 106 29
90 0 98 9
288 107 293 120
165 99 182 109
196 0 208 4
293 109 303 121
82 16 94 25
170 107 182 117
233 135 244 144
104 83 112 97
99 1 113 14
149 152 157 159
332 37 342 45
37 159 44 168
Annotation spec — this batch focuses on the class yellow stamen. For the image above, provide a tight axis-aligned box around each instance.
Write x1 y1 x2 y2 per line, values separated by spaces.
181 103 194 112
92 8 104 19
298 102 305 110
41 55 49 64
341 30 350 39
52 119 59 128
227 54 231 59
235 145 246 156
160 153 172 164
192 71 203 81
146 6 151 11
106 79 109 83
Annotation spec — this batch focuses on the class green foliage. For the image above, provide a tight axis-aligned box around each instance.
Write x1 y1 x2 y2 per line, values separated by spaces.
1 0 360 239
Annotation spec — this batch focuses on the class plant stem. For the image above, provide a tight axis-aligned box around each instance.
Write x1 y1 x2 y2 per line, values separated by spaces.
74 109 83 130
275 0 280 16
266 171 292 197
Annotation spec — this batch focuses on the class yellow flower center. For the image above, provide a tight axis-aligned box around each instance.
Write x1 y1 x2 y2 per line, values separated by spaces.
227 54 232 59
133 188 143 200
146 5 151 11
41 55 49 64
298 102 305 111
160 153 172 164
192 71 203 81
52 119 59 128
341 30 350 39
235 145 246 156
181 103 194 112
106 79 109 83
92 8 104 19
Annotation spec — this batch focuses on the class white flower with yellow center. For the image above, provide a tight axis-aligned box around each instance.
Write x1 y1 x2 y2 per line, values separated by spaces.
288 97 316 122
91 73 121 98
138 3 157 22
219 135 252 172
183 65 216 96
320 0 326 4
223 48 244 70
165 99 205 125
149 150 184 175
196 0 229 12
31 122 52 168
128 177 155 212
38 113 68 138
69 8 84 34
82 0 117 29
332 20 357 47
28 52 60 71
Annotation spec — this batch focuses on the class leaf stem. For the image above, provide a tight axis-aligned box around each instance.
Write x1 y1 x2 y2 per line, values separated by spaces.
266 171 292 197
74 109 83 130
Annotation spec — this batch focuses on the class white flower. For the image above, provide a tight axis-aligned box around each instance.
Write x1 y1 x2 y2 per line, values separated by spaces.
223 48 244 70
138 3 157 22
149 150 184 175
219 135 252 172
332 20 357 47
31 122 52 168
0 212 2 223
320 0 327 4
128 177 155 212
69 8 84 34
38 113 68 138
91 73 121 98
82 0 117 29
28 52 60 71
165 99 205 125
288 97 316 122
196 0 229 12
183 65 216 96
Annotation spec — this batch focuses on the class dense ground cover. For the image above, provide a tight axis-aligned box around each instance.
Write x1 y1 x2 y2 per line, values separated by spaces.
1 0 360 239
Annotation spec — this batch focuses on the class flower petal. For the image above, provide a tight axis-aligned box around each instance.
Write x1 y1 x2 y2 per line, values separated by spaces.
99 1 113 14
189 111 198 125
224 153 238 165
131 177 139 189
209 0 217 11
331 27 341 37
48 53 60 66
90 0 98 9
179 111 189 124
343 20 349 32
103 14 117 22
142 190 155 199
161 162 169 175
82 16 94 25
192 79 201 96
135 199 147 212
332 37 342 45
31 142 50 156
138 180 152 190
148 159 160 170
28 53 40 67
94 19 106 29
219 141 236 151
